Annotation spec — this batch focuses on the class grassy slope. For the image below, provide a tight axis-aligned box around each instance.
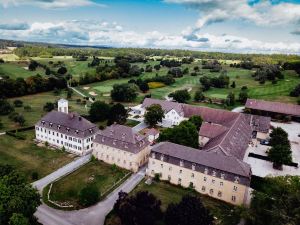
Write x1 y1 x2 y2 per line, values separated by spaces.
0 91 90 132
48 160 128 209
0 130 73 182
0 62 44 79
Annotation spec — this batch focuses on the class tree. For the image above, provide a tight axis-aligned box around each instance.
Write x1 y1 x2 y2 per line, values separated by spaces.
144 104 165 127
158 121 199 148
89 101 110 122
79 185 99 207
239 90 248 104
43 102 55 112
0 165 40 225
0 99 14 115
188 115 203 130
165 195 213 225
170 89 191 103
268 127 292 169
57 66 67 75
14 114 26 126
108 103 127 125
114 191 162 225
9 213 30 225
13 100 23 107
67 88 73 99
199 76 211 91
225 92 235 106
194 90 205 102
138 81 149 93
111 84 138 102
230 81 236 88
249 176 300 225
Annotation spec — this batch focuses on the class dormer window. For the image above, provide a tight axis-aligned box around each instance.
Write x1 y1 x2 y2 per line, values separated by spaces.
204 168 208 174
49 123 53 127
192 164 196 171
180 160 184 167
221 173 225 179
42 121 45 125
89 129 93 134
113 140 117 145
212 171 216 177
160 154 164 161
121 133 126 140
75 130 79 134
152 153 155 158
57 125 61 130
234 176 240 183
66 128 70 132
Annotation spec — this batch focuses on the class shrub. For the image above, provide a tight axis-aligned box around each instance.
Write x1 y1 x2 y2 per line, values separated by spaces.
79 185 100 207
13 100 23 107
24 105 32 112
31 172 39 181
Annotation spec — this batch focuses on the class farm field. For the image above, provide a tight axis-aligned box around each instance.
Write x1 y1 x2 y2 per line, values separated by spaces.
0 130 74 182
0 53 19 61
44 160 129 209
105 180 241 225
0 91 90 132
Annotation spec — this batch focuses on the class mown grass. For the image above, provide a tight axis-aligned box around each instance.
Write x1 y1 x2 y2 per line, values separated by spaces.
46 160 128 209
0 62 43 79
105 180 241 225
0 91 90 132
0 130 73 182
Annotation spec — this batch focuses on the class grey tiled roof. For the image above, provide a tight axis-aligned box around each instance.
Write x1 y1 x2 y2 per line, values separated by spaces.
36 111 99 138
151 142 251 182
94 124 150 153
199 122 228 138
246 98 300 117
142 98 184 115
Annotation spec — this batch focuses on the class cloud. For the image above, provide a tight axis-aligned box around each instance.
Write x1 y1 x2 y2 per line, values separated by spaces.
291 29 300 35
164 0 300 29
1 0 105 9
0 22 29 30
1 19 300 54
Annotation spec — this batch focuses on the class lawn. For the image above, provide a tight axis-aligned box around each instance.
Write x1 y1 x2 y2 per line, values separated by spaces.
105 180 241 225
44 160 129 209
0 91 90 132
0 130 74 182
0 62 44 79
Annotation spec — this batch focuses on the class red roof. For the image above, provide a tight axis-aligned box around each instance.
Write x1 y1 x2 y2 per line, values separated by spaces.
245 99 300 117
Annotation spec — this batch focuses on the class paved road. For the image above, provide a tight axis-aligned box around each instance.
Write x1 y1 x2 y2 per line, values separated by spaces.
32 154 91 193
35 169 146 225
69 86 94 103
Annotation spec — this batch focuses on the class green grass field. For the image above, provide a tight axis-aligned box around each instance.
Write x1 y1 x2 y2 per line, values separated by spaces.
0 130 73 182
105 180 241 225
0 62 44 79
45 160 128 209
0 91 90 132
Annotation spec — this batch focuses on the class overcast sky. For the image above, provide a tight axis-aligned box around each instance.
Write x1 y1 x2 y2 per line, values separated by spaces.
0 0 300 54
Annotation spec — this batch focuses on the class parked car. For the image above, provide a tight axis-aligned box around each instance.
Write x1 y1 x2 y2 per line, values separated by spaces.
260 139 270 145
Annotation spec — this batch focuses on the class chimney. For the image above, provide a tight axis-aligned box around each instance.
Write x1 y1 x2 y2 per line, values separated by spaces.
58 99 69 114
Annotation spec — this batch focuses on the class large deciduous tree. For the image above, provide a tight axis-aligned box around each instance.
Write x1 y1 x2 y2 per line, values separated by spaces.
111 84 138 102
158 121 199 148
144 104 164 127
113 191 162 225
89 101 110 122
165 195 214 225
188 115 203 130
169 89 191 103
107 103 127 125
0 165 40 225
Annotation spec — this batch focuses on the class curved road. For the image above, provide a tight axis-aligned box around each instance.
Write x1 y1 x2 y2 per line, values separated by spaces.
34 168 145 225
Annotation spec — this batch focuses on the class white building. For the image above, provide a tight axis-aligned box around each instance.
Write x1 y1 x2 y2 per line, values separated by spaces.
35 99 99 155
129 98 186 127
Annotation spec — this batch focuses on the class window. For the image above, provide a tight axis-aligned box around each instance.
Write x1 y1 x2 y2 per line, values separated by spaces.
233 186 238 191
168 175 171 181
160 164 163 168
180 160 184 167
160 154 164 161
202 186 206 192
189 182 194 188
204 168 208 174
152 160 155 165
191 173 194 178
179 170 182 174
209 189 214 195
221 173 225 179
203 177 207 182
169 167 172 171
212 179 215 184
212 171 216 176
178 178 182 185
151 170 154 175
234 176 240 183
218 191 222 197
192 164 196 171
152 153 155 158
220 182 223 186
232 196 236 202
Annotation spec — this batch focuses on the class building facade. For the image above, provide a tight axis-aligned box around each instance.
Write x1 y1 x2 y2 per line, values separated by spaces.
147 142 251 205
93 124 151 172
35 99 98 155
